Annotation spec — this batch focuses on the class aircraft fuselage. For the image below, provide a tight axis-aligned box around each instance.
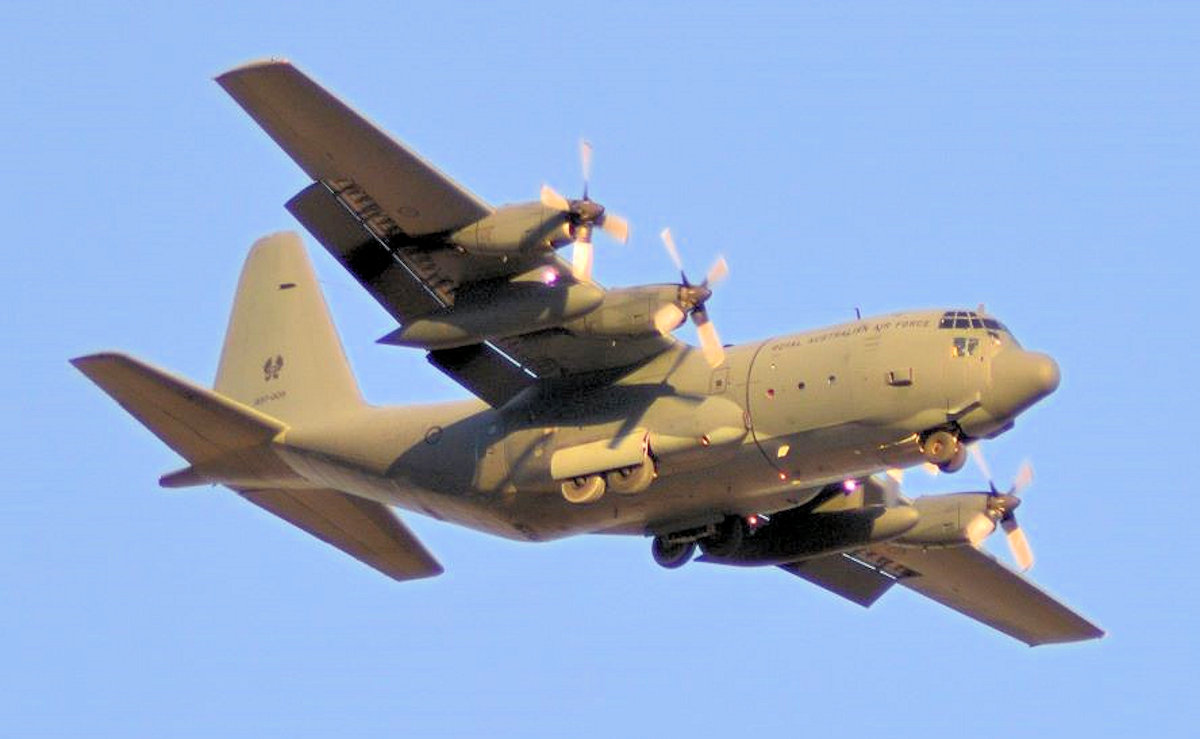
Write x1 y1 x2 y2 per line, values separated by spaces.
274 308 1058 542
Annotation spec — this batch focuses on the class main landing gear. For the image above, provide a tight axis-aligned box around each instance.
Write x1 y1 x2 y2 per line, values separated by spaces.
922 429 967 473
651 536 696 569
560 459 657 504
561 474 606 504
650 514 749 569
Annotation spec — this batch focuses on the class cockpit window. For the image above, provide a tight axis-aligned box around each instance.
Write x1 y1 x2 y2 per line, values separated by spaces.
939 310 1008 334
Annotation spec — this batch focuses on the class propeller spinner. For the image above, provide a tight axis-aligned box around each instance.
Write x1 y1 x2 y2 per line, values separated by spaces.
967 444 1036 571
655 228 729 368
539 140 630 281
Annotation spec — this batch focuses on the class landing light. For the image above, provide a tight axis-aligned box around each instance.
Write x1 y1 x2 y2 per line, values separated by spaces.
540 267 559 286
843 479 858 493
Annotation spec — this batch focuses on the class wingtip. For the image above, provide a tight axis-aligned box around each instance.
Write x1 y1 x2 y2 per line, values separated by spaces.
214 57 294 84
69 351 130 371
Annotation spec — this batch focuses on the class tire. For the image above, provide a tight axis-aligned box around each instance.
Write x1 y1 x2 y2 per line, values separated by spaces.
608 460 656 495
922 430 959 466
561 474 606 504
651 536 695 569
939 442 968 473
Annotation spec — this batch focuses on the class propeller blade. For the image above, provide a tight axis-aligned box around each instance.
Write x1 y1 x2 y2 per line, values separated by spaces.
968 443 994 489
879 470 903 507
659 228 685 273
653 303 687 335
1002 517 1034 571
600 212 630 244
571 231 594 282
540 184 571 212
580 139 593 193
705 256 730 287
1011 460 1034 496
694 311 726 367
966 513 998 547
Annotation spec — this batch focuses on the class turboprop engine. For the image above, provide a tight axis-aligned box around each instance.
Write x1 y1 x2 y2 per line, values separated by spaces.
895 492 1007 548
447 202 573 255
564 285 693 339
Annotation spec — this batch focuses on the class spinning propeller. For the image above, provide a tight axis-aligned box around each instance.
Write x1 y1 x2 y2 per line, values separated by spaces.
966 444 1036 571
654 228 730 367
540 140 630 281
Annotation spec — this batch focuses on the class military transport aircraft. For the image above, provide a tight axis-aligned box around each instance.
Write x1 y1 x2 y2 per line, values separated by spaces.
73 60 1102 646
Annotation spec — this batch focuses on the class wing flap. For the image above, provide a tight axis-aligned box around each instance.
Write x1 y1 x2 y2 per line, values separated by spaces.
427 343 534 407
238 487 444 582
217 59 491 236
862 543 1104 646
780 553 897 607
286 182 443 323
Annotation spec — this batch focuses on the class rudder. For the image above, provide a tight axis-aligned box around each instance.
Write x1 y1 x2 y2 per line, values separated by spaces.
215 232 364 425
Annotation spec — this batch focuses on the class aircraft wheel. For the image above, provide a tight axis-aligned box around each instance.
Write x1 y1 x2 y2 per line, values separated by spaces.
939 442 968 473
608 460 656 495
651 536 695 569
699 515 747 558
922 430 960 467
561 474 606 504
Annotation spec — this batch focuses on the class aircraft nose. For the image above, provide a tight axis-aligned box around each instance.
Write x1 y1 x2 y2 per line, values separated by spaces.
988 350 1060 418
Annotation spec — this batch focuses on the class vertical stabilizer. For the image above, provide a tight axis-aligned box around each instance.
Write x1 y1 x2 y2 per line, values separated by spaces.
215 232 364 425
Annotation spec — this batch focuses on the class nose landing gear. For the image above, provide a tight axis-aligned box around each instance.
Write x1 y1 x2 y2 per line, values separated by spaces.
922 429 967 473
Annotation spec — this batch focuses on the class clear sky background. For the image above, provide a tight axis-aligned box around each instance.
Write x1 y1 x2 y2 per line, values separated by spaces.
3 2 1196 736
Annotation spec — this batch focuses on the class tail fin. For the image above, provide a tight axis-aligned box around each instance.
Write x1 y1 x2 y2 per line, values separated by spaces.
215 232 364 425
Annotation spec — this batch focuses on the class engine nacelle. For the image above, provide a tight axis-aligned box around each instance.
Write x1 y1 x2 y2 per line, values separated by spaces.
563 285 685 339
893 493 994 548
379 280 605 350
448 202 571 255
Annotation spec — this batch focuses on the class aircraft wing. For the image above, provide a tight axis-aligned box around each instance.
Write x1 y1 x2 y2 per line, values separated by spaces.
216 59 491 236
237 487 444 582
783 544 1103 646
219 61 676 404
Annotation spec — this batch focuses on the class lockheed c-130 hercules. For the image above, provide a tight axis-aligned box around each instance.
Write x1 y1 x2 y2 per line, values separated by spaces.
73 60 1102 646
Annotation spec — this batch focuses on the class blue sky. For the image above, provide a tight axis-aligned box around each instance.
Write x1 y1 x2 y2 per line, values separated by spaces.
3 2 1197 736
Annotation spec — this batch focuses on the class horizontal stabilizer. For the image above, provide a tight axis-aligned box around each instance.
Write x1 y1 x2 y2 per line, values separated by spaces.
238 487 443 582
72 352 285 463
